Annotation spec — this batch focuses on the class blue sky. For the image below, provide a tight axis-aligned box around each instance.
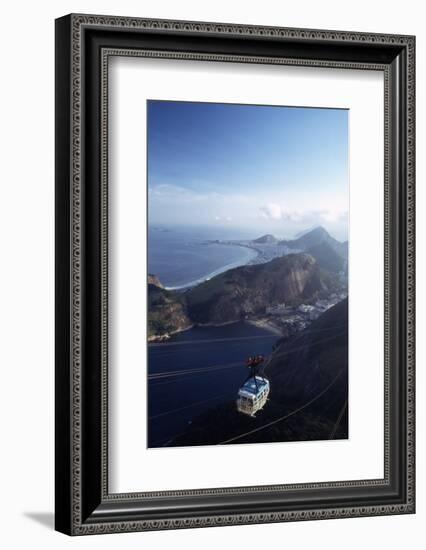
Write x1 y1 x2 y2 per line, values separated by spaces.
147 100 349 240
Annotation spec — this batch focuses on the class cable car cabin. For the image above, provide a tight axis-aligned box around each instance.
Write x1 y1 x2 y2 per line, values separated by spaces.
236 376 270 417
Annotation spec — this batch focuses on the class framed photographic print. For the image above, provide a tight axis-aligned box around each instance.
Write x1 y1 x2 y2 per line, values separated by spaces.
55 14 415 535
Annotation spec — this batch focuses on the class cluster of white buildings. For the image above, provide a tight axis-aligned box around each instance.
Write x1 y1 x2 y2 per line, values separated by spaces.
264 292 348 335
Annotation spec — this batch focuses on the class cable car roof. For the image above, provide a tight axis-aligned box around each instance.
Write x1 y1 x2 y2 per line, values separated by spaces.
238 376 269 398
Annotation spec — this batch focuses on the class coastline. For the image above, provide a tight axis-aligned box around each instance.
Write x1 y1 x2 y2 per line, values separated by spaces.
207 239 294 267
163 242 260 291
148 323 195 343
148 317 281 344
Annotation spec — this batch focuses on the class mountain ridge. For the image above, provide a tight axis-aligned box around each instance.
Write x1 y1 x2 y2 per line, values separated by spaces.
305 241 346 273
252 234 278 244
250 226 348 260
278 226 346 258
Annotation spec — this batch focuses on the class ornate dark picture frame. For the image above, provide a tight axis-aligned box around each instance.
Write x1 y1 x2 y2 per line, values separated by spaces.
55 14 415 535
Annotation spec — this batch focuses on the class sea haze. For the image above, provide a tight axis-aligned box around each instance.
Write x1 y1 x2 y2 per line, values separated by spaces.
148 225 258 289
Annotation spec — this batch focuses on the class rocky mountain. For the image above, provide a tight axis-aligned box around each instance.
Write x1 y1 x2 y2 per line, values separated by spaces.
185 254 340 325
171 298 348 446
148 283 191 340
293 225 321 239
305 241 346 273
335 240 348 260
279 226 348 259
148 273 164 288
252 234 278 244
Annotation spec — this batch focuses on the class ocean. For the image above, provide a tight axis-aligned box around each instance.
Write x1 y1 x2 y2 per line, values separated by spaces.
148 225 258 289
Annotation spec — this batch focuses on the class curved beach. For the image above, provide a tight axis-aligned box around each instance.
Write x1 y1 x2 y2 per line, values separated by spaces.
163 242 259 290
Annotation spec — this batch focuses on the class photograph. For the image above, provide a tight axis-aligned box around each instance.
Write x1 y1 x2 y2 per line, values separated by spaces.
147 100 349 448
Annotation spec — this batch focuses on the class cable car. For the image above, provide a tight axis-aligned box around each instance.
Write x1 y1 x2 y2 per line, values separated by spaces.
236 355 270 416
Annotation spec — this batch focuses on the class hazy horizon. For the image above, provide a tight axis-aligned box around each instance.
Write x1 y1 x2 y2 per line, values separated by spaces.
148 101 349 241
148 222 347 244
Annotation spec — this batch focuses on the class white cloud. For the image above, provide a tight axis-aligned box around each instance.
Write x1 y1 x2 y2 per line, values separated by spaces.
259 203 282 220
259 203 347 226
282 211 303 223
317 209 348 223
